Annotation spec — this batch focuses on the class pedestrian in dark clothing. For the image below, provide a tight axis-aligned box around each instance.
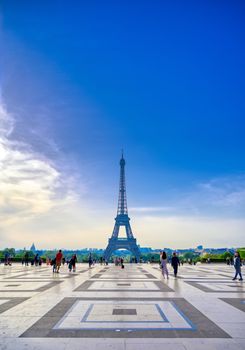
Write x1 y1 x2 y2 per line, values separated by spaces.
4 252 10 265
88 253 93 268
34 254 39 266
24 252 29 266
171 252 180 277
69 254 77 272
120 258 124 269
51 257 56 273
233 252 243 281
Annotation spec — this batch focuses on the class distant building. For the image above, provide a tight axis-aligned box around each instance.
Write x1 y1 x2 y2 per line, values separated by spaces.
30 243 36 252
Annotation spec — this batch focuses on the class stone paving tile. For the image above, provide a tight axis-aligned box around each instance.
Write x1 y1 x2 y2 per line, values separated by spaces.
74 280 173 292
0 297 29 315
220 298 245 313
0 263 244 349
185 280 245 293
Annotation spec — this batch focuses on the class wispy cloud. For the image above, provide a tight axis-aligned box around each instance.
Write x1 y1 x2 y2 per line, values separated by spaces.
1 95 244 249
130 206 174 213
131 176 245 218
0 98 77 226
197 177 245 208
134 215 245 248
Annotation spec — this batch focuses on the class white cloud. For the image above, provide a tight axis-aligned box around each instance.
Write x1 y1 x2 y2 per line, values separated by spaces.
198 177 245 208
0 102 14 137
134 215 245 249
130 206 174 213
131 176 245 218
0 99 76 227
0 97 244 250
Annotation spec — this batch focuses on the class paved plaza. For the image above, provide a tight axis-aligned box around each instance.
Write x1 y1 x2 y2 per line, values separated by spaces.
0 262 244 350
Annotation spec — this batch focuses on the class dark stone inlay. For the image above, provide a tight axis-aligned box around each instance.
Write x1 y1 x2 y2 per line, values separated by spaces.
78 269 90 273
176 276 230 280
0 280 63 292
0 297 29 315
90 277 157 281
145 273 157 279
117 283 131 286
5 284 20 287
185 281 245 293
220 298 245 313
227 285 243 288
20 297 231 338
89 268 156 280
4 273 77 280
74 280 173 292
112 308 137 315
91 274 102 279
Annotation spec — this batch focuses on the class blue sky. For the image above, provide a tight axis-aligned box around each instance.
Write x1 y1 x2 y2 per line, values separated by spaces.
0 0 245 249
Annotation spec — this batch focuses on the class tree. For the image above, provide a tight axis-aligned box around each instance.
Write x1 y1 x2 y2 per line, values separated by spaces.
183 252 194 261
4 248 15 257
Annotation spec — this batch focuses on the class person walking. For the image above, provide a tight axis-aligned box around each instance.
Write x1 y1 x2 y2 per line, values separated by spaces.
88 253 93 268
55 250 63 273
171 252 180 277
120 257 124 269
24 251 29 266
34 253 39 266
69 254 77 272
232 251 243 281
160 251 169 279
51 257 56 273
4 252 9 266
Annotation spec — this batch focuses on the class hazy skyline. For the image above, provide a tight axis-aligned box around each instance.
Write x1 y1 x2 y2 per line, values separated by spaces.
0 1 244 249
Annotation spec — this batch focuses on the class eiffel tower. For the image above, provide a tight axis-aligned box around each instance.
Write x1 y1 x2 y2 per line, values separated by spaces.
104 153 141 262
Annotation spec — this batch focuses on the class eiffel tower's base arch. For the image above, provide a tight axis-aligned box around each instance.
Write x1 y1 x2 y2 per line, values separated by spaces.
104 237 141 263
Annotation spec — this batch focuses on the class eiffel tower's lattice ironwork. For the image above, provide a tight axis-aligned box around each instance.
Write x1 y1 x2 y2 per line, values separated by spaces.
104 153 141 262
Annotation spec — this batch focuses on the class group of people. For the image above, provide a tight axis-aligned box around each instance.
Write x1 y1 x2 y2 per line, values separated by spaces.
21 252 44 266
99 256 108 265
1 248 243 282
159 250 243 280
3 252 12 266
114 257 124 268
160 251 180 278
51 250 77 273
